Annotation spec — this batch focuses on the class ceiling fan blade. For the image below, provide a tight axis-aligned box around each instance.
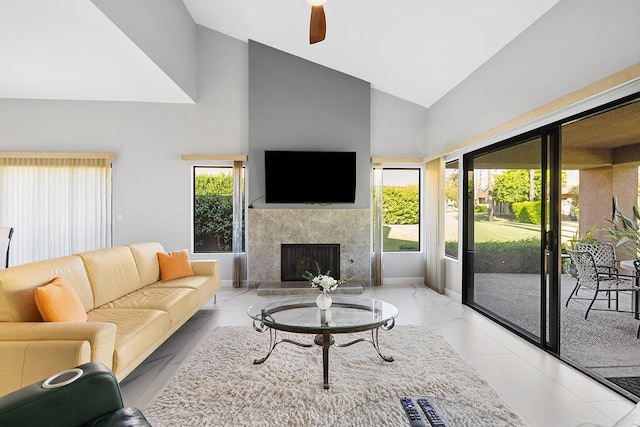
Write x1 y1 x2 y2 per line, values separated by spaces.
309 5 326 44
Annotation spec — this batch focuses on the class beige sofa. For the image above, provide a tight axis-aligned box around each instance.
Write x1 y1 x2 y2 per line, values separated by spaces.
0 242 220 397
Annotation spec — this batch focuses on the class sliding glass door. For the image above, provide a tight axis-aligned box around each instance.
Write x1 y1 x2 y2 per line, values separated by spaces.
464 132 560 349
559 97 640 398
462 92 640 398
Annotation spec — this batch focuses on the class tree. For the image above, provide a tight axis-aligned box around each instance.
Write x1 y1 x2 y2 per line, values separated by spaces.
444 171 458 207
492 169 538 203
492 169 568 204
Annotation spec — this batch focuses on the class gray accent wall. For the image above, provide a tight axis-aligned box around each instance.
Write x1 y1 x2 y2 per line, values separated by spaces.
246 41 374 285
248 40 371 210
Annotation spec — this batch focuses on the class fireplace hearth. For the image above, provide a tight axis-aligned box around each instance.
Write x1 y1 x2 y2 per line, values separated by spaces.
281 243 340 282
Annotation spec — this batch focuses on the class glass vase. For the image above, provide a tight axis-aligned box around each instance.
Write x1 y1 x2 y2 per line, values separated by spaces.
316 292 332 309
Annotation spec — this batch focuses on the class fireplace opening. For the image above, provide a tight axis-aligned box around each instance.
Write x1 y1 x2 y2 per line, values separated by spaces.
281 244 340 282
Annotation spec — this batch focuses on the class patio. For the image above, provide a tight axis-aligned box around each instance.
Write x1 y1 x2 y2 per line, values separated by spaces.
474 272 640 388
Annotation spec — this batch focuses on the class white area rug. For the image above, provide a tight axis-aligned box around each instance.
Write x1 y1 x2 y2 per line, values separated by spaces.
144 325 527 426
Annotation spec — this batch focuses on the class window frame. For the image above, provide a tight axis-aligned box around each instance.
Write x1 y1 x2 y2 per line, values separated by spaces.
444 159 460 260
381 167 422 253
192 164 245 254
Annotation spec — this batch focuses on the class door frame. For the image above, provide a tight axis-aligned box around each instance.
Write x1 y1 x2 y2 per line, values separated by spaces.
462 129 560 351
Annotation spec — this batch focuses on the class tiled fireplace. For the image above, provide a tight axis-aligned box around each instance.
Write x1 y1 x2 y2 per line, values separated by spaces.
247 209 371 287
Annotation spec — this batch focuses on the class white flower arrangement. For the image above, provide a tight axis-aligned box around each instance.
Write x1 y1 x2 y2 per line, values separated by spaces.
303 262 349 293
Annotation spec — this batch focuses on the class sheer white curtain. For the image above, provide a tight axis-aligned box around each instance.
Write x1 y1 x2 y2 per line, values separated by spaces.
232 160 244 288
371 164 384 286
0 154 113 265
425 157 445 293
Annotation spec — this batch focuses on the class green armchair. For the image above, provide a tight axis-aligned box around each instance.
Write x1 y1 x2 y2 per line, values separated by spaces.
0 362 151 427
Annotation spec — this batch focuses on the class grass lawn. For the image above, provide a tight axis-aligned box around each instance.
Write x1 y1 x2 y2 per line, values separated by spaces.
473 214 579 243
383 225 419 251
385 215 580 249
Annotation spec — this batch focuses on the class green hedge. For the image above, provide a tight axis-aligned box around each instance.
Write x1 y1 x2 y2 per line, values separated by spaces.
194 194 233 251
475 204 488 214
382 185 419 224
195 173 233 196
445 241 459 258
446 239 541 273
511 201 541 224
473 238 541 273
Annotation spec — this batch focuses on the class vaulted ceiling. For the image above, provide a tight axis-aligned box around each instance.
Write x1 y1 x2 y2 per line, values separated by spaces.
0 0 561 107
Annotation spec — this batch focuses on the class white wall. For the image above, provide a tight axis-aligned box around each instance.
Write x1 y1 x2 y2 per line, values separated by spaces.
426 0 640 156
0 26 247 281
90 0 198 101
370 90 430 158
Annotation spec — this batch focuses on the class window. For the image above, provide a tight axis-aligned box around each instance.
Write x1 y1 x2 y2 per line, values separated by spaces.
0 154 113 265
193 165 245 253
382 168 420 252
444 160 459 259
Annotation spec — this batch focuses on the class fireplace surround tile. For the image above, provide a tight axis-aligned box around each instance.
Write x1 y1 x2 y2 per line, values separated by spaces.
247 209 370 287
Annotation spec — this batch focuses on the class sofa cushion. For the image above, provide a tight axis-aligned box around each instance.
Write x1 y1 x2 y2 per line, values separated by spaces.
35 277 88 322
0 256 94 322
128 242 164 287
87 309 170 375
147 275 219 306
157 250 194 282
78 247 142 308
96 287 198 327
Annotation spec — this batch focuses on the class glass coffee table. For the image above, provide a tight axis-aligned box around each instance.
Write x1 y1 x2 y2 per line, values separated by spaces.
332 395 518 426
247 295 399 389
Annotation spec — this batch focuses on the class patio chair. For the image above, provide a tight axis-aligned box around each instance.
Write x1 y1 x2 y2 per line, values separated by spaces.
567 250 640 321
566 242 619 307
575 242 619 277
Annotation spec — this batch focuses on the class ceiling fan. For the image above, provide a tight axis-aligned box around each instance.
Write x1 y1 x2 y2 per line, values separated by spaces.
307 0 327 44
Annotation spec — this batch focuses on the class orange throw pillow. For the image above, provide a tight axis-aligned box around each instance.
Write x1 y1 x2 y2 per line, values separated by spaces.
157 249 195 282
35 277 88 322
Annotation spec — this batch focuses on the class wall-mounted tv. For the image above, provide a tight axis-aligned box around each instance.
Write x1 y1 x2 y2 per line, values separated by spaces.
265 150 356 204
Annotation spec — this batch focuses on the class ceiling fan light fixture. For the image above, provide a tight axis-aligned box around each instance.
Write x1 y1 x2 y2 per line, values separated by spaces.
308 0 326 44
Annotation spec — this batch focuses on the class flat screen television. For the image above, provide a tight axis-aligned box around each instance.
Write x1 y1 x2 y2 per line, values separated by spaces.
265 150 356 203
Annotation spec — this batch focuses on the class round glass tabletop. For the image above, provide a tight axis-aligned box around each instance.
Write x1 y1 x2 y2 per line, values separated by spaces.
247 294 399 334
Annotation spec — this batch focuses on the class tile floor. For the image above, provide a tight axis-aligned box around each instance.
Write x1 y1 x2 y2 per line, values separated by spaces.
120 284 636 427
